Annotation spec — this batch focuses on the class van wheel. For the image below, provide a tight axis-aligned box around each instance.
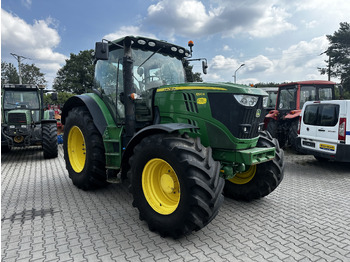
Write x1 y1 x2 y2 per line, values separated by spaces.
314 156 329 162
223 131 284 200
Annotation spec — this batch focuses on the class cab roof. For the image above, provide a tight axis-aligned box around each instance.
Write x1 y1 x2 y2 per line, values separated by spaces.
109 36 191 59
279 80 336 87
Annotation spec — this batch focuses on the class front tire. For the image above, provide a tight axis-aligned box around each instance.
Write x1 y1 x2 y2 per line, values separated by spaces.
42 123 58 159
63 106 107 190
129 133 224 238
224 131 284 200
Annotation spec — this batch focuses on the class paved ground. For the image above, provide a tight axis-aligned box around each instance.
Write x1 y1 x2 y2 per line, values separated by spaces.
1 145 350 262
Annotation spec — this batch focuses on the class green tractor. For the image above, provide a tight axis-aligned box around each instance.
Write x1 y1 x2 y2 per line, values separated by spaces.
62 36 284 238
1 84 58 159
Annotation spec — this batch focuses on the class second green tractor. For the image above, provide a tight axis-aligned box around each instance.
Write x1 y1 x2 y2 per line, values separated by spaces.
62 36 284 238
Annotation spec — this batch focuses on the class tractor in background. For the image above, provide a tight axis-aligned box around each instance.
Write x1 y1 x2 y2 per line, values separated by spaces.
264 80 340 150
1 84 58 158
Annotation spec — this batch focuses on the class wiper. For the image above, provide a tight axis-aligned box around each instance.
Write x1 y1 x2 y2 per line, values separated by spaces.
138 48 162 69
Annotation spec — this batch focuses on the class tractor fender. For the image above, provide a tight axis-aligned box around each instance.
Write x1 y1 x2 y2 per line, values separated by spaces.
284 110 302 119
265 109 279 120
121 123 198 177
61 95 108 136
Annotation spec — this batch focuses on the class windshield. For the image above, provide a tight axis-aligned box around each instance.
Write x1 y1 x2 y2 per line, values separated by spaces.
4 90 40 109
95 48 185 93
278 87 296 110
3 90 41 123
94 48 185 121
133 49 185 90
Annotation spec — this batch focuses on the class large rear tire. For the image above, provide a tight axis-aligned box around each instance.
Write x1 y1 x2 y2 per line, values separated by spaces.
129 133 224 238
288 119 300 152
223 131 284 201
42 123 58 159
266 119 286 148
63 106 107 190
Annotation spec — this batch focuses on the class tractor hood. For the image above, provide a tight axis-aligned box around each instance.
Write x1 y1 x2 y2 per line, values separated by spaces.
156 82 268 96
7 109 32 125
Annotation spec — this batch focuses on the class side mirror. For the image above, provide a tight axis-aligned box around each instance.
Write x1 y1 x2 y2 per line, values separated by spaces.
95 42 109 61
202 60 208 74
51 92 58 101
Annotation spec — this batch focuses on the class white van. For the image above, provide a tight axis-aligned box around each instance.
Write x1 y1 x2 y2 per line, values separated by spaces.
297 100 350 162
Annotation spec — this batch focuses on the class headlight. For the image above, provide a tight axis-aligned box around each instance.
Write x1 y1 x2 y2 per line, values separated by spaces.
263 96 268 108
234 95 258 107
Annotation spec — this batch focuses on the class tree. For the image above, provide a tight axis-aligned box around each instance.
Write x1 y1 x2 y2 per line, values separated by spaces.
319 22 350 98
21 63 47 86
1 61 46 86
253 82 280 87
1 61 19 85
184 60 203 82
53 50 95 94
44 92 76 107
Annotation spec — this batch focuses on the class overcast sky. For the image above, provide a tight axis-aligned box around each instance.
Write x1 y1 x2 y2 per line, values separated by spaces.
1 0 349 88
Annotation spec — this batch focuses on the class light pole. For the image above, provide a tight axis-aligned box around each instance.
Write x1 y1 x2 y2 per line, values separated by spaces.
11 53 29 84
233 63 245 83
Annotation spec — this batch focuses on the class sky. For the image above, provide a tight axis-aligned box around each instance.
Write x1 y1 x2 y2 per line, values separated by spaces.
1 0 350 88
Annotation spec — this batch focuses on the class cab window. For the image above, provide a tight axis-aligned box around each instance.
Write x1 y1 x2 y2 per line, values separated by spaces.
278 88 296 109
300 86 316 109
318 87 333 100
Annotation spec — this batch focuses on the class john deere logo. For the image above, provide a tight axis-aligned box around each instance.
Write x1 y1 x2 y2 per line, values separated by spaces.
256 109 261 118
197 97 207 105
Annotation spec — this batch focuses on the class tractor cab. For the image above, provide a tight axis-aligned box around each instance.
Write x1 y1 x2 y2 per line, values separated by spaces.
2 84 42 125
94 37 188 126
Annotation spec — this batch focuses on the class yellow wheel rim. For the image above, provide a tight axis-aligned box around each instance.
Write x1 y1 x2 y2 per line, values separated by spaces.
67 126 86 173
142 158 180 215
229 165 257 185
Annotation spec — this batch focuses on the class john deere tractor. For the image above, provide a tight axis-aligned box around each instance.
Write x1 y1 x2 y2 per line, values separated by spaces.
1 84 58 158
62 36 284 238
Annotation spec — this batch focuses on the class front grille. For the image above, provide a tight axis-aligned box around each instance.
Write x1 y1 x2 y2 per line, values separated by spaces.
8 113 27 124
208 93 264 139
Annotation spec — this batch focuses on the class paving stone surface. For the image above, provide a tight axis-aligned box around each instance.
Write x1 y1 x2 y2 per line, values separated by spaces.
1 145 350 261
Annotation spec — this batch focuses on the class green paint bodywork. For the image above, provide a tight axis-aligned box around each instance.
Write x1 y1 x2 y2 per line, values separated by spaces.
82 82 274 171
154 82 274 166
43 110 51 120
85 93 124 169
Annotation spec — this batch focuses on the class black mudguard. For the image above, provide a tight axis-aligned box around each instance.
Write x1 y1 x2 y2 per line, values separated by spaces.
61 95 107 135
121 123 198 178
